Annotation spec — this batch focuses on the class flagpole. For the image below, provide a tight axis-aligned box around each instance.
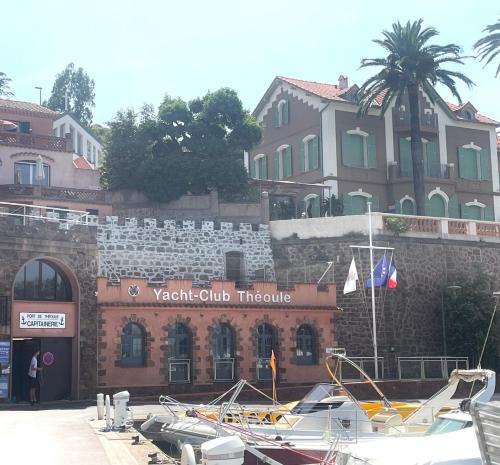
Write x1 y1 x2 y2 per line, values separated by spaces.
368 201 379 380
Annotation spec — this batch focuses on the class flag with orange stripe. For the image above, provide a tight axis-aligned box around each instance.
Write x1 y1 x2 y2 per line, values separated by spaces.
270 350 277 404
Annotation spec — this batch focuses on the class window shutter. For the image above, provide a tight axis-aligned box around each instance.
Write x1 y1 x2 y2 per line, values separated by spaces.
458 147 476 180
425 142 438 177
425 196 432 216
283 146 292 178
370 196 380 212
483 205 494 221
260 155 268 180
399 138 412 176
480 149 490 181
460 204 471 219
448 194 459 218
310 136 319 170
342 132 353 167
273 151 280 180
366 135 377 168
300 141 306 173
342 194 352 215
248 156 255 178
273 105 280 127
395 201 401 214
283 101 289 125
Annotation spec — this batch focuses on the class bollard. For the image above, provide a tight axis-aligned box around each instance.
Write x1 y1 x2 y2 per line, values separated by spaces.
97 393 104 420
105 394 112 430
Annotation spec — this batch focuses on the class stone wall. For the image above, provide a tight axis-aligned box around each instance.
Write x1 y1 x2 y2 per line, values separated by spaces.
0 217 98 397
272 233 500 377
97 218 276 282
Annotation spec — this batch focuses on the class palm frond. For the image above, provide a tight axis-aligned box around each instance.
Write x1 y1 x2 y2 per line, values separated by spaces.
474 18 500 76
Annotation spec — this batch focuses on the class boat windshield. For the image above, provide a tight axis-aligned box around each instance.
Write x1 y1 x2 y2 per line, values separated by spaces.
425 417 472 435
291 383 348 414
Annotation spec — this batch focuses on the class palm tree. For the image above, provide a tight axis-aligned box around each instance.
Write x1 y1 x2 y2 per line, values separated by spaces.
0 72 13 98
356 20 473 215
474 18 500 77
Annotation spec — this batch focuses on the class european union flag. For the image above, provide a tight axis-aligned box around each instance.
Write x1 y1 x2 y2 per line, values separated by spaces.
366 255 389 288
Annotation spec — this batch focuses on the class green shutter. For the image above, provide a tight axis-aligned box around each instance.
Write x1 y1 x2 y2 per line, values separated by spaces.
273 151 280 180
283 146 292 178
460 204 472 219
310 136 319 170
260 155 267 180
448 194 459 218
395 200 401 214
425 142 438 177
309 196 320 217
399 138 412 177
342 194 352 215
425 196 432 216
483 206 494 221
401 199 415 215
458 147 477 180
342 132 363 167
341 132 352 167
480 149 490 181
300 141 306 173
248 155 255 178
274 105 279 127
370 196 380 212
367 135 377 168
283 101 289 125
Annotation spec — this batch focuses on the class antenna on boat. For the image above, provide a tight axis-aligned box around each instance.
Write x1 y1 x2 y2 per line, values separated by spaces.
349 202 394 379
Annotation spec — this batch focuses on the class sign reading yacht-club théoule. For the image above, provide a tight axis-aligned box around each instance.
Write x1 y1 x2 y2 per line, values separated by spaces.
151 288 292 304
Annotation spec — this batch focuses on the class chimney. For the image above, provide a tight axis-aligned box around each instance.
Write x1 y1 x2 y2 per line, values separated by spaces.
338 75 348 90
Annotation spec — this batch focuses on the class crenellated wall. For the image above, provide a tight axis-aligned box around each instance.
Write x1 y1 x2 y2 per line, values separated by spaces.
97 217 276 282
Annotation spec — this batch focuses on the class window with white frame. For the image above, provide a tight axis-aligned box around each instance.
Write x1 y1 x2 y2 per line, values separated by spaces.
273 145 292 180
458 143 490 181
252 154 267 180
341 128 376 168
301 135 319 172
14 160 50 186
460 200 493 221
274 99 289 127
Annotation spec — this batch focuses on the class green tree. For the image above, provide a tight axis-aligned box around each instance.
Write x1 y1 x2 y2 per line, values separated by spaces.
103 88 261 203
474 17 500 77
0 71 13 98
46 63 95 125
356 20 473 215
443 268 499 369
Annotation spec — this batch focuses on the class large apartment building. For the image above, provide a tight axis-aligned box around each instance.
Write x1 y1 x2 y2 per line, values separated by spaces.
246 76 500 221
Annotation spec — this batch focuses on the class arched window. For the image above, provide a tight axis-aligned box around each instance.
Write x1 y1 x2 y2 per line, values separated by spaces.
296 325 317 365
213 323 235 381
272 144 292 180
225 251 245 282
14 259 72 301
120 323 146 367
252 154 267 180
427 193 446 217
401 198 415 215
274 99 289 127
168 323 192 383
256 323 277 381
14 160 50 186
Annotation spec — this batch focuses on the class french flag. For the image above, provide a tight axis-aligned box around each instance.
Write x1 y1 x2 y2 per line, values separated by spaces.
387 260 397 289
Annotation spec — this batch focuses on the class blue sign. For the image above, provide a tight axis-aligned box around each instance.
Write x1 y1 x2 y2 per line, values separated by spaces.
0 341 11 399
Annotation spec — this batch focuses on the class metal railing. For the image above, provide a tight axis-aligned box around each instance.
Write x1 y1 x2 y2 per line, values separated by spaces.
256 357 273 381
214 358 235 382
397 356 469 380
425 163 450 179
338 357 385 381
0 201 90 227
394 111 438 130
168 358 191 383
0 130 70 151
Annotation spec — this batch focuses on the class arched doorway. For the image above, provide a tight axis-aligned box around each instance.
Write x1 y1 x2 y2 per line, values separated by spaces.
11 258 78 402
427 194 446 217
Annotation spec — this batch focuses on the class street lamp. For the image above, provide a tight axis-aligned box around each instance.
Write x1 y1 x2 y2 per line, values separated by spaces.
34 86 42 105
441 285 462 358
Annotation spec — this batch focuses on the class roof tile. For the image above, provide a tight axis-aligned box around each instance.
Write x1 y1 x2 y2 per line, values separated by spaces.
0 98 58 117
73 155 94 170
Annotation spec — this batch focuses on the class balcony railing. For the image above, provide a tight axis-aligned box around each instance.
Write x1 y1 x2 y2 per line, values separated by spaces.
0 184 106 203
399 163 450 179
338 357 385 381
394 111 438 131
0 131 70 152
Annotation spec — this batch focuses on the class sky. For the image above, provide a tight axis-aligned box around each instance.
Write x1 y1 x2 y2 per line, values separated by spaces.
3 0 500 125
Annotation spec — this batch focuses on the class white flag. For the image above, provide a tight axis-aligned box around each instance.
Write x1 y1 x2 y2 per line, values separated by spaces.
343 258 359 294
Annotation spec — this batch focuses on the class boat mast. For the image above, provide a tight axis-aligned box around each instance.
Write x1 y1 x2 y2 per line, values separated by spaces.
368 202 378 379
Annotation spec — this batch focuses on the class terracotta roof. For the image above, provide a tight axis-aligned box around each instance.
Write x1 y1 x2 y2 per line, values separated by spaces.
445 101 499 125
277 76 352 101
0 98 58 117
73 155 94 170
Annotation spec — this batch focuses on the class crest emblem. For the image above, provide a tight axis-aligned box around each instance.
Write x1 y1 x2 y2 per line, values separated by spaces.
128 284 140 297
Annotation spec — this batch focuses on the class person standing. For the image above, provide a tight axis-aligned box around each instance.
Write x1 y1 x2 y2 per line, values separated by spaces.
28 349 41 405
